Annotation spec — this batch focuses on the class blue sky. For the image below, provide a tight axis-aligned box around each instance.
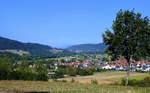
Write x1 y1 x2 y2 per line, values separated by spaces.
0 0 150 48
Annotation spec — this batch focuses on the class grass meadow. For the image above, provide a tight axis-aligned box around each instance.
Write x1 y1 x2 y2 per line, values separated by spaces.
0 71 149 93
57 71 147 84
108 73 150 81
0 80 150 93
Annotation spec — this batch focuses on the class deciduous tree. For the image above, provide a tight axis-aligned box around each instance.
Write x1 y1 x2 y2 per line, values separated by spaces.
103 9 150 85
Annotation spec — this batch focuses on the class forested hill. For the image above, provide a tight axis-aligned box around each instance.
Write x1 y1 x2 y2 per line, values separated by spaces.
66 43 107 53
0 36 53 57
0 36 106 56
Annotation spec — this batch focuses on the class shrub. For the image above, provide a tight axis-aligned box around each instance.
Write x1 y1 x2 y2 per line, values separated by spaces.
52 70 64 78
95 68 115 72
52 66 94 78
52 78 58 82
61 80 67 82
121 77 126 86
91 79 98 85
77 68 94 76
128 79 139 86
36 72 48 81
141 77 150 87
71 78 75 83
52 79 67 82
143 77 150 83
121 76 150 87
0 70 48 81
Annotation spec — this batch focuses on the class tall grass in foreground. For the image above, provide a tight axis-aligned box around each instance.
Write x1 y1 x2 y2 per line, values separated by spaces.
48 87 150 93
0 80 149 93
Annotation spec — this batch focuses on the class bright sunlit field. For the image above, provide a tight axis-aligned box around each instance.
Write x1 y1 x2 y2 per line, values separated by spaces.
0 80 150 93
0 71 149 93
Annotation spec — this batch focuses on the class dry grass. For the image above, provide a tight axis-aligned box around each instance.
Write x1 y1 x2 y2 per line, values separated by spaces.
56 71 145 84
0 72 149 93
0 80 150 93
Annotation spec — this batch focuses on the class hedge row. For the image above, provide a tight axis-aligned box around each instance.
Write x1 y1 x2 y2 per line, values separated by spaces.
0 70 48 81
121 76 150 87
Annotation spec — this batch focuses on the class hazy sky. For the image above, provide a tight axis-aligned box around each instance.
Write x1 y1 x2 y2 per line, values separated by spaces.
0 0 150 48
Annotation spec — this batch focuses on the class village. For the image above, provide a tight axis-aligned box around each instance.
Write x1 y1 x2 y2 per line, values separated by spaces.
1 1 150 92
48 55 150 75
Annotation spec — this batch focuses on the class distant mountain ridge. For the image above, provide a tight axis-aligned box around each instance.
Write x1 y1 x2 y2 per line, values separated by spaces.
0 36 106 56
0 36 52 49
0 36 53 56
66 43 107 53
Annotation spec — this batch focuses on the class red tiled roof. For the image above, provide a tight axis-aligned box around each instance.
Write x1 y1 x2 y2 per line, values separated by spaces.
111 60 149 66
59 62 83 66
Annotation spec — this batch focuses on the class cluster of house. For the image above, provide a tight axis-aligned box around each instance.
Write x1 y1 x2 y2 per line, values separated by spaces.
98 60 150 72
54 59 150 72
55 59 94 69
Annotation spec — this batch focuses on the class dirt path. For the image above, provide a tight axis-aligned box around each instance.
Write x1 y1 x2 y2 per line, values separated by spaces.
57 72 146 84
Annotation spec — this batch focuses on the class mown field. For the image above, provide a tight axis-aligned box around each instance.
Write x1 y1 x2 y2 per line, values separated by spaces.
109 73 150 81
57 71 147 84
0 71 149 93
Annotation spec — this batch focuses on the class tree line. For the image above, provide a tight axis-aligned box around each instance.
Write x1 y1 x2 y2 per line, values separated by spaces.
0 55 48 81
